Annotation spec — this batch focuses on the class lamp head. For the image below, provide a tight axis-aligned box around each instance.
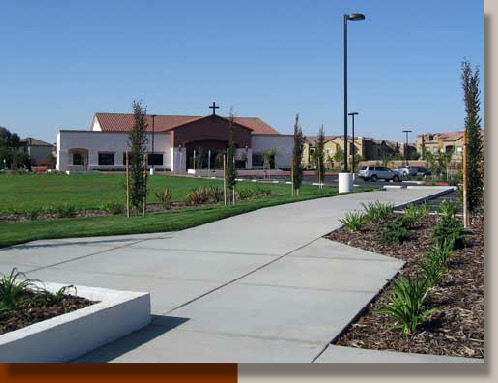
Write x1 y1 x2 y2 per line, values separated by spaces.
347 13 366 21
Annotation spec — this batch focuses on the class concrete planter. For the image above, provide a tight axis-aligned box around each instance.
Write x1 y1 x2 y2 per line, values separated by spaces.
0 282 150 363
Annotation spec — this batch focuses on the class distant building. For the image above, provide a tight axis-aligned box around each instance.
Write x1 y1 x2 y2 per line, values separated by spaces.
57 108 294 172
18 137 56 166
303 135 414 169
415 131 484 163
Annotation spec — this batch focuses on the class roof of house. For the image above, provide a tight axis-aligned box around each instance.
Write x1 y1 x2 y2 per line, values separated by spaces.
20 137 54 147
418 130 484 142
94 113 279 135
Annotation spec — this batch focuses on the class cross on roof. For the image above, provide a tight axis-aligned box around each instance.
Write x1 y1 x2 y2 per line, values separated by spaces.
209 102 220 116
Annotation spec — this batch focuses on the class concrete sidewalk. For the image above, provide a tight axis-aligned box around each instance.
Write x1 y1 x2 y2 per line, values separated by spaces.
1 187 476 363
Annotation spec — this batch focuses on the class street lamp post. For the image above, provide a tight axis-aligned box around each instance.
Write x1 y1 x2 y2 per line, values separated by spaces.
348 111 359 174
402 129 412 166
340 13 365 193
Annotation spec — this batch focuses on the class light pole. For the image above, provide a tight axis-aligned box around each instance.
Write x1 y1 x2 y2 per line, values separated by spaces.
150 114 156 175
348 111 359 174
402 129 412 166
340 13 365 193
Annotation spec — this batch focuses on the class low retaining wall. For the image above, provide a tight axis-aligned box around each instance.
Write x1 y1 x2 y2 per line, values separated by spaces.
0 282 150 363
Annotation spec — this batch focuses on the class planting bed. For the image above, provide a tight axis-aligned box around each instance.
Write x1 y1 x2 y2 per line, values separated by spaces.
326 213 484 359
1 290 95 335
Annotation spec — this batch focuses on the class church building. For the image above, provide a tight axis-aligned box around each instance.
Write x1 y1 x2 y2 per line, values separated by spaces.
56 104 293 172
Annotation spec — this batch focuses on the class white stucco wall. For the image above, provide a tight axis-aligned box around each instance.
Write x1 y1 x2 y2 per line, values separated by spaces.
251 134 294 169
57 131 171 171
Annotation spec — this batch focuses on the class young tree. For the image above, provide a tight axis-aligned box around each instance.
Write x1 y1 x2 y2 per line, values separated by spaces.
333 147 344 169
127 100 148 215
291 113 305 195
226 107 237 204
314 125 325 184
461 60 484 214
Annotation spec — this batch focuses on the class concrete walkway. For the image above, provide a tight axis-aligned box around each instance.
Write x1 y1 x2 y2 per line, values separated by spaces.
0 187 474 363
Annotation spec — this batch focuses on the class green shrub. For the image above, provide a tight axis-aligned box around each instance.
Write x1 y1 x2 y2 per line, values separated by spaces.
185 186 208 205
154 188 172 209
403 202 429 222
361 201 394 223
207 186 223 202
340 211 366 232
438 199 459 217
433 215 465 250
24 207 42 220
380 216 412 245
36 284 77 305
0 268 40 309
376 275 437 336
100 201 125 215
419 250 447 288
53 204 78 218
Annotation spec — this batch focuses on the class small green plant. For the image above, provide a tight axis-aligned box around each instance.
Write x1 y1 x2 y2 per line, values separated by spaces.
419 249 447 288
380 217 412 245
438 199 459 217
403 202 430 222
376 275 437 336
361 201 394 223
54 204 78 218
0 268 40 309
340 211 366 232
433 215 465 250
100 201 125 215
185 186 209 205
37 284 78 305
154 188 172 209
24 207 42 220
207 186 224 202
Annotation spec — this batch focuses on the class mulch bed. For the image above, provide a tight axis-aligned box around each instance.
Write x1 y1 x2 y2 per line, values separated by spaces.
325 213 484 359
1 291 96 335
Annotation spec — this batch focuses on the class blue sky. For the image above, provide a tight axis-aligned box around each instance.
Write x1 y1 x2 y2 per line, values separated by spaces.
0 0 483 143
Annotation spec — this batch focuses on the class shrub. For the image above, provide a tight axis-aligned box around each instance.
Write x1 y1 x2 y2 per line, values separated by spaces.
340 211 366 232
100 201 125 215
0 268 40 309
53 204 78 218
361 201 394 223
185 186 208 205
380 217 412 245
403 202 429 222
376 275 437 336
24 207 42 220
438 199 459 218
36 284 77 305
154 188 172 209
207 186 223 202
433 215 465 250
419 248 448 288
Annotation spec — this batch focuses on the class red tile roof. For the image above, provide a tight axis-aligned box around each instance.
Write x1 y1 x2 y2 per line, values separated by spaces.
94 113 279 135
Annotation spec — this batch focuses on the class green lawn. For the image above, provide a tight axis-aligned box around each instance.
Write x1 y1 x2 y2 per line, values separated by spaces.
0 173 376 248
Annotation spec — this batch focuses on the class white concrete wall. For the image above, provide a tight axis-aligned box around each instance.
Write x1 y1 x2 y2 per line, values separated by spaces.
251 135 294 169
57 131 171 171
0 282 150 363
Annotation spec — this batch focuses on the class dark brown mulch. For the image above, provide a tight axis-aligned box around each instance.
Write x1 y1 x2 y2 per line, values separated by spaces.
0 291 96 335
325 214 484 359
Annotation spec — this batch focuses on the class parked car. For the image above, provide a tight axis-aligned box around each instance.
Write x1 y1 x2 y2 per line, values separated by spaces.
398 166 418 177
358 166 400 182
415 166 431 177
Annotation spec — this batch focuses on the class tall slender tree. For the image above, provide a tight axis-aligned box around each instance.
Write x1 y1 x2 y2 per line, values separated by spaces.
226 107 238 204
128 100 148 215
292 113 305 195
461 60 484 215
315 125 326 185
